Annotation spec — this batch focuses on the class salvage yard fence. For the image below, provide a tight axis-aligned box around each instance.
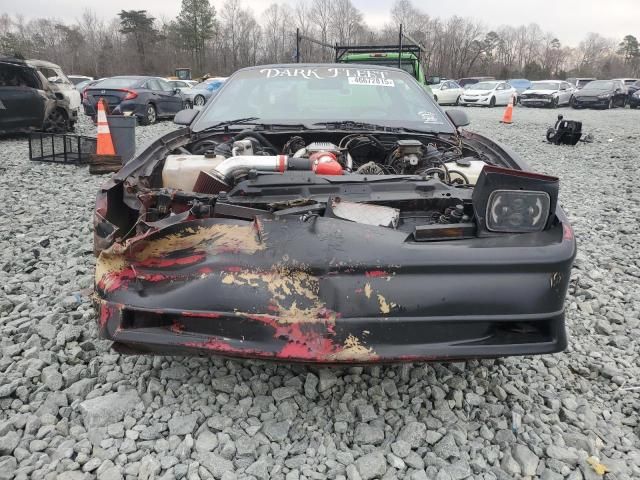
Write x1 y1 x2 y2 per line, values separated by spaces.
28 132 97 165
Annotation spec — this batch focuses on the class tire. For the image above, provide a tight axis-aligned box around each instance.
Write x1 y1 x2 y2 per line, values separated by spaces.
194 95 206 107
43 108 69 133
433 95 438 104
607 98 613 109
183 100 193 109
455 95 460 106
140 103 157 125
569 96 575 108
489 96 496 108
631 103 638 110
551 97 559 109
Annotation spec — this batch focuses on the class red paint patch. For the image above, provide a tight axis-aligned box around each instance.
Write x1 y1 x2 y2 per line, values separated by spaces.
170 322 185 333
136 253 206 269
563 224 574 241
223 266 243 272
365 270 388 278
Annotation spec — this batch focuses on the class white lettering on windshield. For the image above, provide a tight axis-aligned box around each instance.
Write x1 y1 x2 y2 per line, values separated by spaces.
260 67 389 80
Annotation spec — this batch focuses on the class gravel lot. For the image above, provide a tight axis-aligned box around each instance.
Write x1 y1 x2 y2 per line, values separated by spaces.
0 106 639 480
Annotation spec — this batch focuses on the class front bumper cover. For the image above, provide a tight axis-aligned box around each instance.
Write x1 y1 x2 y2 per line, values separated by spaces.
94 214 576 364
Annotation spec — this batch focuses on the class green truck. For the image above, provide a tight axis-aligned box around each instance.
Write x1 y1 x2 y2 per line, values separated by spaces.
335 44 435 95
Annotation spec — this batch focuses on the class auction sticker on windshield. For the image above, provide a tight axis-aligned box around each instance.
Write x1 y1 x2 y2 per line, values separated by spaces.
348 77 395 87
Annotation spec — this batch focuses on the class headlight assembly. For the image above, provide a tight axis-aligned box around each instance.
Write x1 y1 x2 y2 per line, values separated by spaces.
472 165 559 236
598 93 610 99
486 190 551 232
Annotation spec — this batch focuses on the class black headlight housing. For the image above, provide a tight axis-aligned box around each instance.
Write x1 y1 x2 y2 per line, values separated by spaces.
472 165 559 236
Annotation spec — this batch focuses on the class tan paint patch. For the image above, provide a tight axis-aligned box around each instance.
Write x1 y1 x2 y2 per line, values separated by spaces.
331 334 376 361
221 267 332 324
95 251 128 286
129 224 264 261
377 294 396 314
364 283 372 299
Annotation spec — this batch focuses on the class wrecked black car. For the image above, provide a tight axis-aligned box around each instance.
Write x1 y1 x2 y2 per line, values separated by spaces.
93 65 576 363
0 57 75 134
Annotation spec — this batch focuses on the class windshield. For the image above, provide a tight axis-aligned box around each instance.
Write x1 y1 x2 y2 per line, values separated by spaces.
93 78 141 89
530 82 560 90
469 82 497 90
583 80 612 90
576 79 595 88
192 66 453 134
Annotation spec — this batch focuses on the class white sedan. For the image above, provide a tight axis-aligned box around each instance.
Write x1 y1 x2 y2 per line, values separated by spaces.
519 80 575 108
431 80 464 105
459 81 517 107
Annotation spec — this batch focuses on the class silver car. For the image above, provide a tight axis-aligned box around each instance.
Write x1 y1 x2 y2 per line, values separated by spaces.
180 77 227 107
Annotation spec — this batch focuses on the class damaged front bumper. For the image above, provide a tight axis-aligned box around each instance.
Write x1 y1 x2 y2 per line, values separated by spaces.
94 213 576 364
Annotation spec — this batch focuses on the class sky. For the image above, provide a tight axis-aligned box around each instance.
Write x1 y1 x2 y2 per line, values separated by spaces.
3 0 639 46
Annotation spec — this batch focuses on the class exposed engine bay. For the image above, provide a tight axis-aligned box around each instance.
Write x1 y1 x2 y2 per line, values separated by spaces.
123 128 518 243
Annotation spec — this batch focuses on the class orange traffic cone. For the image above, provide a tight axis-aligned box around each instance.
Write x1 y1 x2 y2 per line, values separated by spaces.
96 98 116 155
89 98 121 174
501 95 514 124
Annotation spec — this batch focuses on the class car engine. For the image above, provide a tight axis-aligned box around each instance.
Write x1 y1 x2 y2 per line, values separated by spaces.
143 129 492 239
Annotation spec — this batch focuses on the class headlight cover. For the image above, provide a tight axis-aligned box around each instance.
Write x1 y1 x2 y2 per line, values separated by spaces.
486 190 551 232
472 165 559 236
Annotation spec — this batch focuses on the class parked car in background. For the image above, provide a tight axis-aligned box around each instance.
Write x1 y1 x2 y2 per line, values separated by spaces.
180 77 227 107
572 79 627 109
626 80 640 102
1 57 75 133
68 75 94 86
613 78 638 90
519 80 574 108
629 90 640 109
457 76 495 88
75 78 99 93
26 59 80 127
83 76 189 124
566 77 597 90
166 79 198 91
507 78 532 100
431 80 463 105
459 81 517 107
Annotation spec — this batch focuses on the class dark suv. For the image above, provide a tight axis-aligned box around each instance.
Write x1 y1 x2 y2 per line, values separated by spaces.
0 57 75 134
83 76 188 125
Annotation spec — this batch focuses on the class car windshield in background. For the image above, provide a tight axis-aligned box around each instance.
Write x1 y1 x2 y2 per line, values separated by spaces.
531 82 560 90
346 59 415 76
192 66 453 134
576 79 594 88
93 78 141 89
583 80 613 90
469 82 497 90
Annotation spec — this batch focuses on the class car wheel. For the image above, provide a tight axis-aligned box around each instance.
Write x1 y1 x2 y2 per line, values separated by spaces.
551 97 559 109
194 95 206 107
489 96 496 108
43 108 69 133
183 100 193 109
569 96 575 107
455 95 460 106
631 103 638 109
141 103 157 125
433 95 438 103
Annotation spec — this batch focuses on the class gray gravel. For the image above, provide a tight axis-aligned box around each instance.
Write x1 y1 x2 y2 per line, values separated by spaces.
0 108 639 480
